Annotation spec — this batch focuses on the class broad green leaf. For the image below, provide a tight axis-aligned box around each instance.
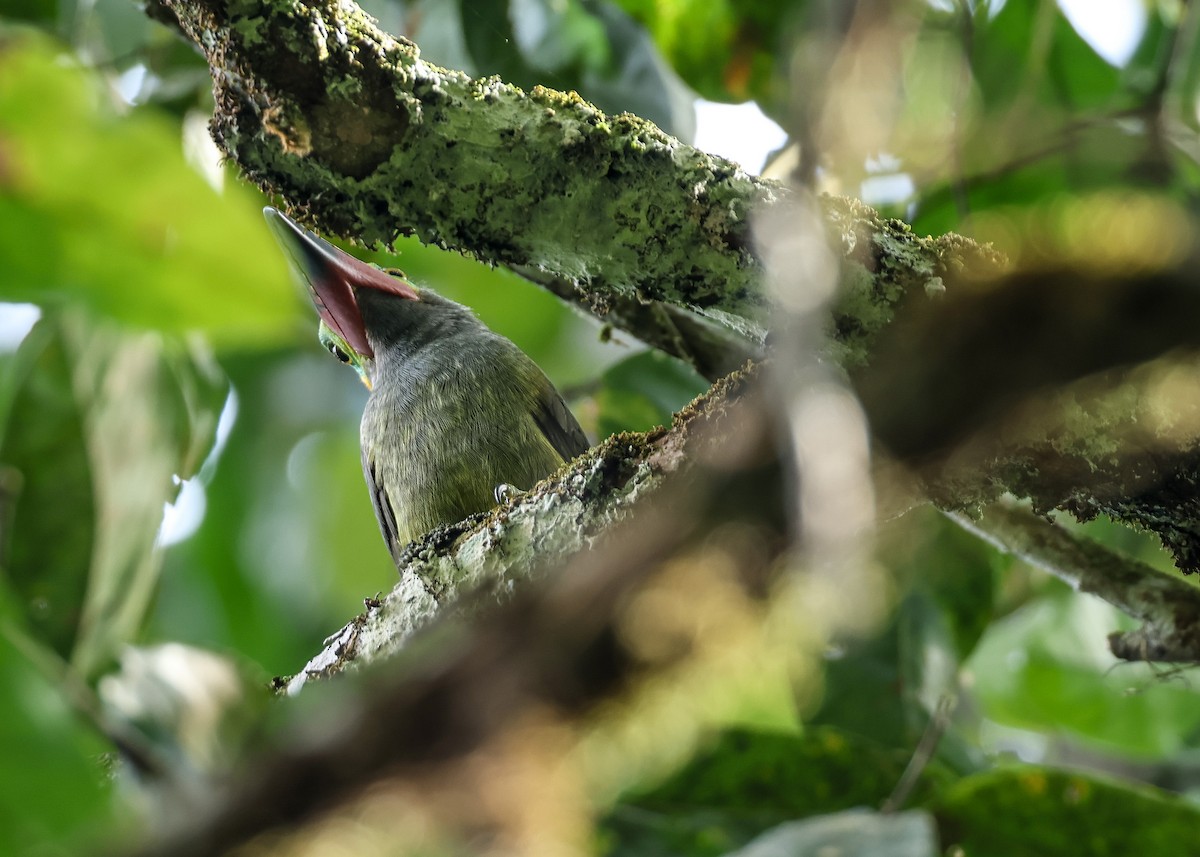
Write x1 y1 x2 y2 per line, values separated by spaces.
607 0 788 108
0 586 114 855
0 0 60 26
935 766 1200 856
969 1 1123 113
595 349 708 436
0 31 298 346
967 585 1200 757
0 319 93 658
150 353 383 673
0 312 228 678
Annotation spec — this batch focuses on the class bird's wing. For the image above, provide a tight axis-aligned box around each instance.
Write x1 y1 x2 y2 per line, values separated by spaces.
531 381 590 462
363 454 401 561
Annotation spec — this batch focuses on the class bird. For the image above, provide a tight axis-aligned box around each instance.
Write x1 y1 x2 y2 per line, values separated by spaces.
263 207 590 565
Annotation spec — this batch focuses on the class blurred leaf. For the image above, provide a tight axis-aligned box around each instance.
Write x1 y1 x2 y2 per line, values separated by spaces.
969 2 1123 114
908 4 1190 235
0 312 227 678
813 511 998 765
911 129 1165 243
459 0 696 138
967 585 1200 757
594 349 708 436
463 0 609 82
0 0 65 28
0 585 113 855
151 352 393 675
0 319 93 658
0 31 298 345
935 766 1200 856
608 0 792 109
900 512 1000 664
79 0 153 65
602 727 956 857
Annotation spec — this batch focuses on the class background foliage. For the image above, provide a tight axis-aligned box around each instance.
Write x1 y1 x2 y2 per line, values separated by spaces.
3 0 1200 854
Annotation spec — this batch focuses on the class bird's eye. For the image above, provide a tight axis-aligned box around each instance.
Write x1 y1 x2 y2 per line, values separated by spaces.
328 343 352 364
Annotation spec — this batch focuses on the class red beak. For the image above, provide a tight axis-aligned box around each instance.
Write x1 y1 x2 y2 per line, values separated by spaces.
264 207 418 358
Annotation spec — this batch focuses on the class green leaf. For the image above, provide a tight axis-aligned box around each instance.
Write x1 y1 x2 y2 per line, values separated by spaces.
595 349 708 436
601 727 956 857
813 511 998 765
0 585 113 855
607 0 783 107
969 2 1123 113
149 352 390 674
0 31 299 346
0 312 228 678
0 319 93 659
935 766 1200 856
459 0 696 138
967 585 1200 757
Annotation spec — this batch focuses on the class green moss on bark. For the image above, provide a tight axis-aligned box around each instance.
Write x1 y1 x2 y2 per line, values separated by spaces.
164 0 779 338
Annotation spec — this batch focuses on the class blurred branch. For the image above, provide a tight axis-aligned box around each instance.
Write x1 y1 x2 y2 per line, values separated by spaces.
855 263 1200 462
854 252 1200 574
948 503 1200 663
131 374 792 857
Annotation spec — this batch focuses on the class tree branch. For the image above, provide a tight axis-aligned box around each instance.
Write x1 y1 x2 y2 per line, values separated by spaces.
948 503 1200 663
151 0 993 378
154 0 1200 669
132 372 791 857
285 362 761 688
158 0 772 335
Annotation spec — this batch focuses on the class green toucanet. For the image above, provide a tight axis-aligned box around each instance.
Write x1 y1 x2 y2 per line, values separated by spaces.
264 207 590 564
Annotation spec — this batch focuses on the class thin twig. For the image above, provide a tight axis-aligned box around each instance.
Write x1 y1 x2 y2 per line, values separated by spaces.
882 694 956 813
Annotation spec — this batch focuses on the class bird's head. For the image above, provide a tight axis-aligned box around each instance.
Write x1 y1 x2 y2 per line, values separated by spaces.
264 206 419 391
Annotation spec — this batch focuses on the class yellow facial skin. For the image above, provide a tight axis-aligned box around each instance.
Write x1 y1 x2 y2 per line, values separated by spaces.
318 321 373 391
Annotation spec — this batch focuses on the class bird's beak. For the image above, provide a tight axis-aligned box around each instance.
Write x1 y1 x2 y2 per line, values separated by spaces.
263 207 419 359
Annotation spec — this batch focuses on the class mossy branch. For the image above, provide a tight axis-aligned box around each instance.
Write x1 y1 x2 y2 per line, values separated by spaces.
158 0 769 334
284 363 758 687
949 503 1200 663
153 0 992 377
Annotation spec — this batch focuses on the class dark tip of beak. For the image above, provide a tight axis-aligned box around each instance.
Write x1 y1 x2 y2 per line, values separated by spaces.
264 207 340 290
263 207 420 359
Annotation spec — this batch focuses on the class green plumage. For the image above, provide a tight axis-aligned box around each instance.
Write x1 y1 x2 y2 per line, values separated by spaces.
353 288 588 561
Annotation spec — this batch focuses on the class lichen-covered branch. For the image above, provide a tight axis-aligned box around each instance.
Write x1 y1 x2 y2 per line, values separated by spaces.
151 0 995 377
286 364 760 686
949 503 1200 663
158 0 774 337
